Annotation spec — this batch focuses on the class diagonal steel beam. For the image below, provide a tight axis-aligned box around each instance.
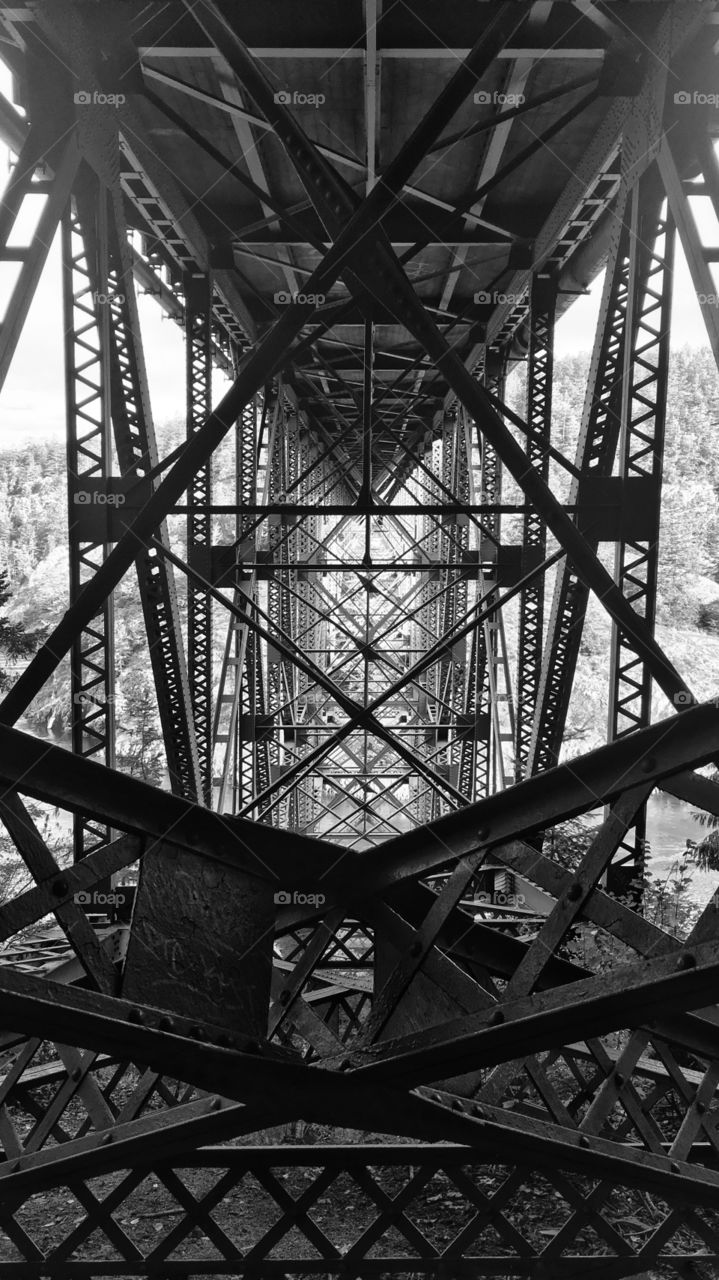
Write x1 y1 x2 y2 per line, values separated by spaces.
155 536 470 808
277 700 719 924
0 2 523 727
342 934 719 1086
0 279 351 726
191 0 695 726
0 722 339 885
0 832 142 945
0 965 523 1151
0 1095 275 1199
0 794 118 993
2 964 719 1209
0 131 80 391
233 551 563 819
476 784 653 1107
185 0 525 248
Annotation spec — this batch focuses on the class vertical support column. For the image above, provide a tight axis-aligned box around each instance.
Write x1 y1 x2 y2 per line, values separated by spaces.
238 392 260 814
477 350 506 797
250 523 272 815
606 168 674 898
242 394 273 813
265 396 293 828
214 393 257 814
416 435 443 825
63 182 115 863
294 431 324 836
528 198 630 775
100 184 203 803
437 410 469 804
185 271 213 805
285 410 306 834
515 274 556 781
458 409 483 803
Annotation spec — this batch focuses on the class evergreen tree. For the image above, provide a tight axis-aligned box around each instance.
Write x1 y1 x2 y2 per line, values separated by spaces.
115 677 165 785
0 570 44 691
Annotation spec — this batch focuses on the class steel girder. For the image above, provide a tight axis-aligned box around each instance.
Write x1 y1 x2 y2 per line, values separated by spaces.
528 189 631 774
212 394 263 815
1 3 719 1278
63 180 116 864
476 355 513 797
605 165 675 895
515 274 555 781
70 143 205 806
102 181 204 803
0 126 80 393
185 270 214 805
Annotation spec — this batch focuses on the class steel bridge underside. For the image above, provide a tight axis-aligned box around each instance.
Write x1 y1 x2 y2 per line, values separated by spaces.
0 1 719 1275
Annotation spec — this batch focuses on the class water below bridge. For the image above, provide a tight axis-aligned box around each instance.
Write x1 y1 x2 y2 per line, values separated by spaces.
646 789 719 907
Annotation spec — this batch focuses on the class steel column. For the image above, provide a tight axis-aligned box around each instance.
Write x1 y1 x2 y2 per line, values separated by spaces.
605 166 674 897
529 196 631 773
515 274 556 780
185 271 214 804
63 180 115 863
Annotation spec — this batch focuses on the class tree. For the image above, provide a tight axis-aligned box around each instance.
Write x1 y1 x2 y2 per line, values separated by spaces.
115 676 165 786
0 569 44 692
686 766 719 872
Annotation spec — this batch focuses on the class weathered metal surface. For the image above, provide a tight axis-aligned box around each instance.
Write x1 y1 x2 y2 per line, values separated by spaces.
123 843 274 1034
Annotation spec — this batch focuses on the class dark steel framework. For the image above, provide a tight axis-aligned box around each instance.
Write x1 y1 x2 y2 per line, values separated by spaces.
0 1 719 1275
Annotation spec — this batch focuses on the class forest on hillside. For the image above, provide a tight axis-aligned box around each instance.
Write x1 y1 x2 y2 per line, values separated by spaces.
504 345 719 751
1 345 719 773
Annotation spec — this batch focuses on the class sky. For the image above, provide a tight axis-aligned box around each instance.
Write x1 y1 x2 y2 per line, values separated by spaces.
0 66 716 450
0 218 202 446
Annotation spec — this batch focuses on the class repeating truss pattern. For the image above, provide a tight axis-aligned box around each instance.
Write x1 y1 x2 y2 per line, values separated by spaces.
606 167 675 895
63 182 116 863
515 274 555 782
185 270 214 805
0 2 719 1277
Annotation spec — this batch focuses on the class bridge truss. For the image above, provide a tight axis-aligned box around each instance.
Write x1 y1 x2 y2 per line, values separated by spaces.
0 1 719 1275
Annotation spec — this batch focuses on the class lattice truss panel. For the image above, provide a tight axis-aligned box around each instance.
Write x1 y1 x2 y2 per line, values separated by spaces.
1 1 719 1276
